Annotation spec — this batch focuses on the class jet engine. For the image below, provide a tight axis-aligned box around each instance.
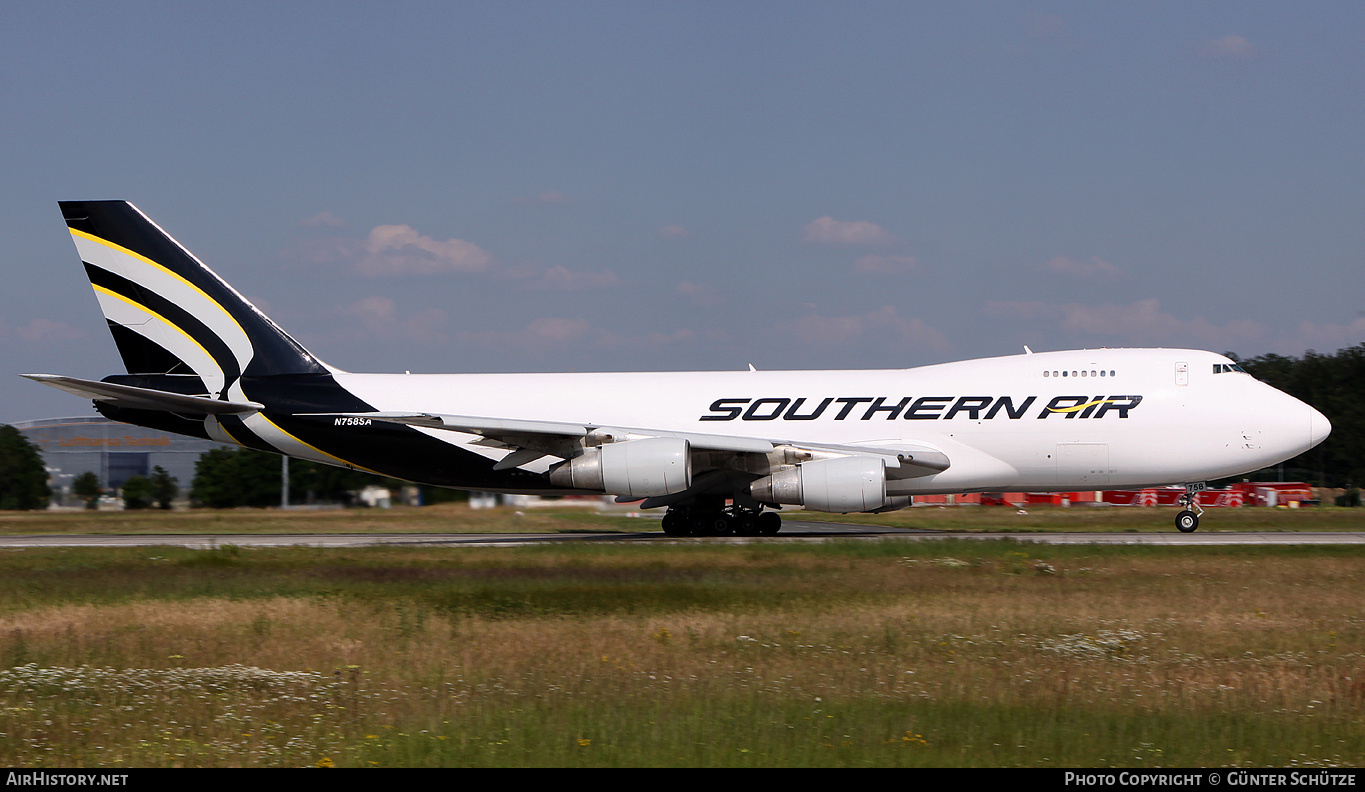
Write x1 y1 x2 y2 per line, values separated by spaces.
548 437 692 498
749 455 910 513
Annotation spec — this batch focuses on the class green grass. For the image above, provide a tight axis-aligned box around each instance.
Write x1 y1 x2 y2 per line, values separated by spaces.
1 501 1361 536
0 540 1360 766
792 503 1365 532
0 503 652 536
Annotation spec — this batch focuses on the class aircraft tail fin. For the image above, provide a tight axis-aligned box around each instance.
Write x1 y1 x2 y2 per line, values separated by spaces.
59 200 327 398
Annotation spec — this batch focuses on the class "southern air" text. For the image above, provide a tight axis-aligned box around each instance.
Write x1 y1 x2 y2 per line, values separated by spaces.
699 395 1143 422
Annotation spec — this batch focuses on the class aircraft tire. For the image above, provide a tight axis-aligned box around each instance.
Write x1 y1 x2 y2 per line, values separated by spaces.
757 512 782 535
689 513 728 536
661 511 687 536
733 514 759 536
1175 510 1199 533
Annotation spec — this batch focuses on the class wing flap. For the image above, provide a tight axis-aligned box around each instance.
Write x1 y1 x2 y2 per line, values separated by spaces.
308 411 777 455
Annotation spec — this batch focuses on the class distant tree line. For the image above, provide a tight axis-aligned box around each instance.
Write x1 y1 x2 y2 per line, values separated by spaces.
72 471 102 509
0 425 49 510
121 467 178 510
189 446 421 508
1229 343 1365 488
0 425 452 510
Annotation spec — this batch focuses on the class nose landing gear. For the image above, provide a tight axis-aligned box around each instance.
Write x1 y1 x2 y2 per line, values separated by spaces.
1175 483 1205 533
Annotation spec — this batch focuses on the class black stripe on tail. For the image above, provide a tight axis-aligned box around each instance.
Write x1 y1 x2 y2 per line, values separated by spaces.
60 200 327 378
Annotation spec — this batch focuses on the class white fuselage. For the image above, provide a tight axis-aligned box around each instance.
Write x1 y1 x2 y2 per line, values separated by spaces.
50 202 1332 513
336 348 1329 495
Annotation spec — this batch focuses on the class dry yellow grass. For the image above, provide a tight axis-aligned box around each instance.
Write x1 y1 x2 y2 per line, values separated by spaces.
0 543 1359 766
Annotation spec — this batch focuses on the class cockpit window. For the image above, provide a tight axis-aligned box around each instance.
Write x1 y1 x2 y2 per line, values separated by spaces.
1213 363 1247 374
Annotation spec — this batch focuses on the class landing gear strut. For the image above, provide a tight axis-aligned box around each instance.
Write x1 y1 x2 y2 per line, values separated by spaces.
1176 483 1205 533
661 503 781 537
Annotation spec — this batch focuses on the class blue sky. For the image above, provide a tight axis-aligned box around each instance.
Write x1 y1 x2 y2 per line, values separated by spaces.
3 2 1362 422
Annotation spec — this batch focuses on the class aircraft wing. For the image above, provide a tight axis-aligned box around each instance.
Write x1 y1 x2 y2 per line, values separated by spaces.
21 374 264 415
309 410 950 475
788 440 951 474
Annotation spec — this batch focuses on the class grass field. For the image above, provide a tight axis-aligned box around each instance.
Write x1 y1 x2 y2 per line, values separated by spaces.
1 501 1362 535
0 503 632 536
0 507 1361 767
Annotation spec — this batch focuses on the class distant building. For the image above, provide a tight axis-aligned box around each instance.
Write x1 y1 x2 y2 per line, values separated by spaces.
11 416 232 503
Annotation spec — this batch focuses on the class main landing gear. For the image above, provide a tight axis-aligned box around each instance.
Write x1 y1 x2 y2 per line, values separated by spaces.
1175 483 1205 533
661 503 781 537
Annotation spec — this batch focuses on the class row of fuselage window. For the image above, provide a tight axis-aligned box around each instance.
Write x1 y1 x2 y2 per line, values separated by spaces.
1043 369 1115 378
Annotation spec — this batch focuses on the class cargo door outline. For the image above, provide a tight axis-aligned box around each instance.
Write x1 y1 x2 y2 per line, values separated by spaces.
1056 442 1110 486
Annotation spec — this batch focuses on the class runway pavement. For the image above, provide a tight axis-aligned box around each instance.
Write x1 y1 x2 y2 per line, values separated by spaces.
1 520 1363 549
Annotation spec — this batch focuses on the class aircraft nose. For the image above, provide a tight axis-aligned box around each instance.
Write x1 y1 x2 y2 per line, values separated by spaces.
1309 405 1331 449
1258 386 1330 461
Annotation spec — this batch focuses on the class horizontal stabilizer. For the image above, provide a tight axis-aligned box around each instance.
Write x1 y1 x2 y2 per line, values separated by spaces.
21 374 264 415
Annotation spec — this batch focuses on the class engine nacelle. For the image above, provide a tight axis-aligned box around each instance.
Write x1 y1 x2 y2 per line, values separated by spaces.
750 455 908 513
548 437 692 498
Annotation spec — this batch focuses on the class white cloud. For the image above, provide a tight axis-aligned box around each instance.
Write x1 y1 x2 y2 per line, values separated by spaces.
338 296 447 343
342 295 397 329
802 216 895 246
677 281 723 306
287 222 618 293
783 313 864 344
358 225 493 276
287 222 619 294
1042 256 1120 278
1287 317 1365 355
611 327 698 349
854 255 919 274
519 317 591 344
514 191 571 205
454 317 591 350
776 305 949 350
1198 34 1256 59
280 236 359 266
10 318 86 343
863 306 950 349
301 211 345 228
984 298 1266 349
527 266 619 291
451 317 702 353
